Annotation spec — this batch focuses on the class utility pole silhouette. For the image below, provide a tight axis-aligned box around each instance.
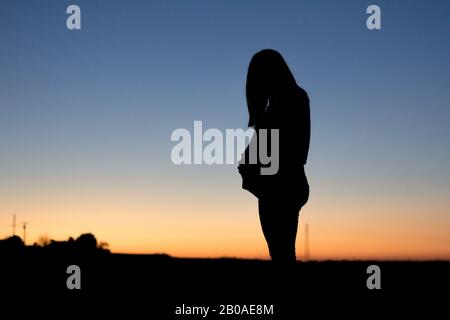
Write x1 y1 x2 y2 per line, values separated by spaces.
22 222 28 245
12 214 17 236
304 223 310 261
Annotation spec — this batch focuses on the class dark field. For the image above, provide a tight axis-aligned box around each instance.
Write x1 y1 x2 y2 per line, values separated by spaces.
2 252 449 318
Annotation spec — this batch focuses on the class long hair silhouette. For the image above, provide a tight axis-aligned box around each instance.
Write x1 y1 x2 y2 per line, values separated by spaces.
239 49 310 266
246 49 298 128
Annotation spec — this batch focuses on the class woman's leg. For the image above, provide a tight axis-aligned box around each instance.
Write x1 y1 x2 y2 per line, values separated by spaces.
258 196 300 264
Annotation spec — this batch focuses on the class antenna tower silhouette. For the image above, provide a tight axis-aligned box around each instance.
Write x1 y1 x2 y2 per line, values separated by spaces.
22 222 28 244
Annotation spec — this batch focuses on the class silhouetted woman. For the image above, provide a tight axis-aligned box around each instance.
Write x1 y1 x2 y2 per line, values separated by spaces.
238 49 310 266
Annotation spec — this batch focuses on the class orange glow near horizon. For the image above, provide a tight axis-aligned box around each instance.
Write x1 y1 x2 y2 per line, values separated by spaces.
1 181 449 261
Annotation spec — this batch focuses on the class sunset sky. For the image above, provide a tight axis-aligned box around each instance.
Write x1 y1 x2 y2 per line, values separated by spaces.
1 0 449 260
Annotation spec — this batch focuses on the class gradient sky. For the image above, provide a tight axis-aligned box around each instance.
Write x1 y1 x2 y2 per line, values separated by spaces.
1 0 449 259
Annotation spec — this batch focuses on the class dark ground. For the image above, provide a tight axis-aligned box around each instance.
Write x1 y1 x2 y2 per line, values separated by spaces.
2 253 449 318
